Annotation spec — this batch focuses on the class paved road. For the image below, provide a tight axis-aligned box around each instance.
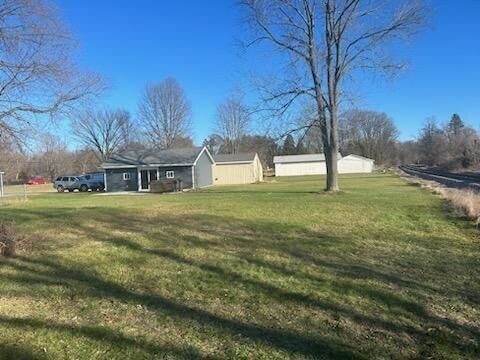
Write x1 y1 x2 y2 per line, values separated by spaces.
399 165 480 191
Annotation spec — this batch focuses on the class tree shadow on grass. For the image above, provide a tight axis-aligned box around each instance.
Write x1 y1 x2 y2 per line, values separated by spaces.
0 206 479 358
0 343 47 360
0 315 206 360
1 255 362 360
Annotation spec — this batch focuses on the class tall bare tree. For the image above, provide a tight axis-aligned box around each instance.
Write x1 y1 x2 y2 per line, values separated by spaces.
240 0 426 191
0 0 103 142
138 78 192 150
215 96 250 154
73 108 133 161
340 109 399 164
418 117 448 166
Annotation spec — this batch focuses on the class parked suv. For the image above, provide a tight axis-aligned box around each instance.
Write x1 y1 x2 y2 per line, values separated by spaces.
53 173 104 192
79 173 105 191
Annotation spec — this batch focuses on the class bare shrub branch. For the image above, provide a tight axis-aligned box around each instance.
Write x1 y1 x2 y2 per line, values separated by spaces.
0 0 105 142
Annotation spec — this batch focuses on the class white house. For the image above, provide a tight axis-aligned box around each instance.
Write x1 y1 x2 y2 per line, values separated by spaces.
274 153 374 176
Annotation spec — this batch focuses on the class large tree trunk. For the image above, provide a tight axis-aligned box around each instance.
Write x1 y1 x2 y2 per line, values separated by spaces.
326 106 340 192
325 149 339 192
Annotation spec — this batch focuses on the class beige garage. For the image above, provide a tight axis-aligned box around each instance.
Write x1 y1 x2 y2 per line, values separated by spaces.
213 153 263 185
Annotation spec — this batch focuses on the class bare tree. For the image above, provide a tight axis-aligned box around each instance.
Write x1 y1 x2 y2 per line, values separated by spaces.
33 133 72 179
418 117 449 166
215 96 250 154
240 0 426 191
0 0 103 142
203 133 224 155
72 148 99 174
138 78 192 149
340 109 399 164
397 140 419 165
0 134 27 182
73 108 133 161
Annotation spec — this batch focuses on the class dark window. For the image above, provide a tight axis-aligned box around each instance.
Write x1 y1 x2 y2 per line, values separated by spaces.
166 171 175 179
61 177 68 181
56 177 61 181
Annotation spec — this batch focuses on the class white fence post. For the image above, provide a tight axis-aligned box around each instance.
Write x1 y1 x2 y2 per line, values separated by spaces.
0 172 4 198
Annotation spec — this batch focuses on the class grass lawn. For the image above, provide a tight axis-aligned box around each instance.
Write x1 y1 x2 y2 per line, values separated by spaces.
0 174 478 359
3 183 55 195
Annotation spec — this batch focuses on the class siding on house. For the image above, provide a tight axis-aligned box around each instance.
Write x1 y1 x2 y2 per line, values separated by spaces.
194 150 214 188
214 156 263 184
213 153 263 185
214 163 255 184
105 168 138 192
101 147 215 192
158 166 193 189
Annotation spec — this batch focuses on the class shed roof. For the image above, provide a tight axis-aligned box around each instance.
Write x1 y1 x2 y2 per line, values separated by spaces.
214 153 257 163
273 153 342 164
341 154 375 162
101 147 205 168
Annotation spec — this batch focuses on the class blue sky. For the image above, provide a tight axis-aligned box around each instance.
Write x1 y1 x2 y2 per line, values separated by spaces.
58 0 480 144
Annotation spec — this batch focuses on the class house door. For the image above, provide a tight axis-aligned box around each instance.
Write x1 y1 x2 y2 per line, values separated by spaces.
140 170 149 190
139 169 159 191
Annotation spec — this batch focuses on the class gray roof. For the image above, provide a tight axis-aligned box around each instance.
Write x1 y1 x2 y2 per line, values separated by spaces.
274 153 342 164
213 153 257 163
101 147 204 168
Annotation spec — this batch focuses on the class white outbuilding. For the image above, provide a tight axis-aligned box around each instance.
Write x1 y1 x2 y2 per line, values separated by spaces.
338 154 375 174
274 153 374 177
213 153 263 185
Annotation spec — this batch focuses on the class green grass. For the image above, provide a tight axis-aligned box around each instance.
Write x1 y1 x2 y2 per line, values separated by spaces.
3 183 54 194
0 174 478 359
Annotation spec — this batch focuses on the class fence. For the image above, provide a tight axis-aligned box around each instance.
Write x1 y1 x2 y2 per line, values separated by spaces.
0 180 55 205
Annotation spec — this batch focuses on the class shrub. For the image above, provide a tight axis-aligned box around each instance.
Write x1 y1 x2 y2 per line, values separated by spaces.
0 222 16 257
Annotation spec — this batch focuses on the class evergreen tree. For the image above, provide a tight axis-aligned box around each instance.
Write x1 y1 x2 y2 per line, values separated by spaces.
448 113 464 136
282 134 296 155
296 139 307 154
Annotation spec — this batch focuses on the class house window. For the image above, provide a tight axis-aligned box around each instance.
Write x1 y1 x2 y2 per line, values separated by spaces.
123 172 131 181
166 171 175 179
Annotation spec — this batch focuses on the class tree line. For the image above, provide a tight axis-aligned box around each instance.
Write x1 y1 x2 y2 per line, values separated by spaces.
399 114 480 169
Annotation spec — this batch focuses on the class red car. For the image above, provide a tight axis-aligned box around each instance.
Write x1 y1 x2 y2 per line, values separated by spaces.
27 177 46 185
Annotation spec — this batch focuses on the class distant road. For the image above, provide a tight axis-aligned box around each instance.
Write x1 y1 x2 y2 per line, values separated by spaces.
399 165 480 191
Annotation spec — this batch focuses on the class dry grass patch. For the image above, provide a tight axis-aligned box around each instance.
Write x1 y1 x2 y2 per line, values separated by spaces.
399 170 480 226
445 189 480 225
